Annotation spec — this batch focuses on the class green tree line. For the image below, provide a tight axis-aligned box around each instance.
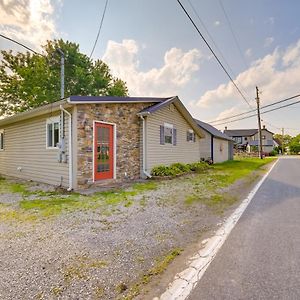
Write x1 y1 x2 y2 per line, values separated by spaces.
0 39 128 116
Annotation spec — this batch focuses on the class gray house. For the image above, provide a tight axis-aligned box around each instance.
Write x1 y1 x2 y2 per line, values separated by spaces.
224 126 274 153
0 96 206 190
195 120 234 163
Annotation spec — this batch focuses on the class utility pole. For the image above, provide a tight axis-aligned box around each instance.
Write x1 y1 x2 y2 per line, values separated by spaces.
56 48 65 140
56 48 65 99
281 127 285 155
256 86 263 159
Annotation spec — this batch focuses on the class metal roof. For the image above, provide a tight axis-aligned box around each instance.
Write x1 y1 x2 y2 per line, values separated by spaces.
68 95 171 103
195 119 234 141
224 128 274 136
138 96 177 115
224 129 258 136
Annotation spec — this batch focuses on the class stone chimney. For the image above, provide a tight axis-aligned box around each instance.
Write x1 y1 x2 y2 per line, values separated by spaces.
263 125 266 129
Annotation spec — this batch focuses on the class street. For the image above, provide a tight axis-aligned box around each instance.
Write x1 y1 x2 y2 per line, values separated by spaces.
188 157 300 299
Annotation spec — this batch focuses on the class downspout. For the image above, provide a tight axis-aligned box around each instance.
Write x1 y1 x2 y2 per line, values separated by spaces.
60 105 73 191
139 115 152 178
211 135 214 162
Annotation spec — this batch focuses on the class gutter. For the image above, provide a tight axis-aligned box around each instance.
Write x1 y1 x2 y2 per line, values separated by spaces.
60 105 73 191
139 115 152 178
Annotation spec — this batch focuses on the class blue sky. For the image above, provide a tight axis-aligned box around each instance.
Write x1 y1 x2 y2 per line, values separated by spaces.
1 0 300 135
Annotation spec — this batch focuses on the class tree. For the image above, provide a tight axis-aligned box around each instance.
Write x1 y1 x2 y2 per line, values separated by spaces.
289 134 300 154
0 39 128 116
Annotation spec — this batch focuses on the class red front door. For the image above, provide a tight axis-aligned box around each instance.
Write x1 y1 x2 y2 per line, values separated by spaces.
94 122 114 180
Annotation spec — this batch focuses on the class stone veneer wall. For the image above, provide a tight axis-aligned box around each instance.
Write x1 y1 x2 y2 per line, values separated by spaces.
76 103 155 188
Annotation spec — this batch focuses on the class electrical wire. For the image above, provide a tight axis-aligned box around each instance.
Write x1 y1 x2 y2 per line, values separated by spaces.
176 0 252 108
213 99 300 126
186 0 251 103
89 0 109 59
210 93 300 124
218 0 248 70
0 34 45 56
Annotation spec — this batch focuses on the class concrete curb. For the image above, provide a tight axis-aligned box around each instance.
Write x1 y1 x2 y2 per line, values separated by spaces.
155 158 279 300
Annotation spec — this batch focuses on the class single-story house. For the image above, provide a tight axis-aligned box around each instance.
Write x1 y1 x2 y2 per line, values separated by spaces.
224 125 274 153
195 120 234 163
0 96 207 190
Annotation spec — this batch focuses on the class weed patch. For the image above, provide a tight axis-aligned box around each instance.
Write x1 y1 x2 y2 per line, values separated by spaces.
120 248 182 300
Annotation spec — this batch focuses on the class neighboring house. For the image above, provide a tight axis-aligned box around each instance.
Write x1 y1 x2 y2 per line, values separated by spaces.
195 120 234 163
224 126 274 154
0 96 205 190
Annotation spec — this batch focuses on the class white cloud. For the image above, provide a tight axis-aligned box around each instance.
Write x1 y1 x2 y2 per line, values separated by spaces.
266 17 275 25
245 48 252 57
264 36 274 48
0 0 58 51
102 39 203 96
196 39 300 119
214 20 220 27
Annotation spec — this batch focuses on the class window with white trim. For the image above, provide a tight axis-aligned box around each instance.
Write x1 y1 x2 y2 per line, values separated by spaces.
46 117 60 148
0 129 4 150
160 123 177 145
187 129 195 142
164 123 173 144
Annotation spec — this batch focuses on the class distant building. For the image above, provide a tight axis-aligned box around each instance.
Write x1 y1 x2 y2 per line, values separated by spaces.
224 125 274 154
195 120 234 163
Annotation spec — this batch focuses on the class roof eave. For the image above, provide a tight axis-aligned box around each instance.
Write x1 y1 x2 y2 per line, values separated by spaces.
0 99 70 127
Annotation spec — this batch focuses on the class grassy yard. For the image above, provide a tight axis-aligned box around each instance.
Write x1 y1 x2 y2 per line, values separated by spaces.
0 157 276 221
185 157 277 213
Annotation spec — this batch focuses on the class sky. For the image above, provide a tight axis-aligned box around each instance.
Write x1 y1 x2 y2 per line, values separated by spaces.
1 0 300 135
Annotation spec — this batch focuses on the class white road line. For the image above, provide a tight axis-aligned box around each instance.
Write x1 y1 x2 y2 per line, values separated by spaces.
155 158 279 300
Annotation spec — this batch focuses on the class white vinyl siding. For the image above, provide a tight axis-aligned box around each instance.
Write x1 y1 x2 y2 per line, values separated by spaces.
253 129 274 153
213 138 229 163
199 130 212 160
0 114 69 187
145 105 201 172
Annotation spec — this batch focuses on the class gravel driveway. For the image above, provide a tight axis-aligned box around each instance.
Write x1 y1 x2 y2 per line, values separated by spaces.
0 168 264 300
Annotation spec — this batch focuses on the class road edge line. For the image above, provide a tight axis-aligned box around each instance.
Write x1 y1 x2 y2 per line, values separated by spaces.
155 158 279 300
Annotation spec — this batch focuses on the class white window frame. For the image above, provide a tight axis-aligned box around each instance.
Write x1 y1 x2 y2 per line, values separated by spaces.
164 123 173 145
187 129 195 142
46 116 60 149
0 129 4 151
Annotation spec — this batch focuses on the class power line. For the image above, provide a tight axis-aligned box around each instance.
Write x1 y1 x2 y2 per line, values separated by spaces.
218 0 248 70
210 93 300 123
89 0 109 59
0 34 45 56
186 0 251 102
213 98 300 126
176 0 252 108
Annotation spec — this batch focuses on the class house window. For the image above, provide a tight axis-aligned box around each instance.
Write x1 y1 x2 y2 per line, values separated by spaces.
160 123 177 145
233 136 242 144
0 129 4 150
187 129 195 142
46 117 60 148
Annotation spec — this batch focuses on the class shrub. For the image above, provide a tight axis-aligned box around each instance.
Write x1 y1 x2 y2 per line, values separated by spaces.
151 165 179 177
151 161 210 177
269 150 278 157
187 161 210 173
170 163 190 173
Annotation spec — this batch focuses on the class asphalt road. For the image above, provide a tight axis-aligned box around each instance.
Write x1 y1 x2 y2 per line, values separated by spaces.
188 157 300 300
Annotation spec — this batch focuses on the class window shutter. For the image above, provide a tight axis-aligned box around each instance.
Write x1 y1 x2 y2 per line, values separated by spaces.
173 128 177 146
160 125 165 145
187 131 189 142
193 133 196 142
